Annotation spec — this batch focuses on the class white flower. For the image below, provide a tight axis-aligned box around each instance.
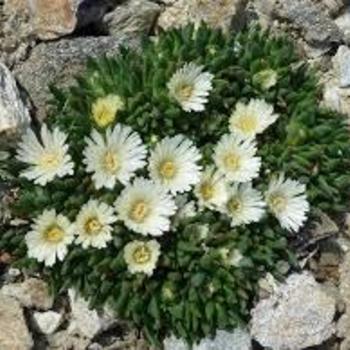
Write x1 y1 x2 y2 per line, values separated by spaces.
194 166 228 209
167 62 214 112
115 178 177 236
221 183 265 227
83 124 147 189
25 209 75 266
75 199 117 249
173 194 197 227
16 124 74 186
124 240 160 276
229 99 279 139
91 94 124 128
148 135 202 194
213 134 261 182
265 174 309 232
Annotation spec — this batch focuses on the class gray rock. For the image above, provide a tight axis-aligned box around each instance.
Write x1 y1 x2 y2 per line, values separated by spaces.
33 310 63 335
15 35 139 120
1 277 54 310
0 62 30 134
251 272 336 350
0 294 33 350
258 0 342 48
48 330 91 350
335 8 350 44
333 46 350 88
104 0 161 38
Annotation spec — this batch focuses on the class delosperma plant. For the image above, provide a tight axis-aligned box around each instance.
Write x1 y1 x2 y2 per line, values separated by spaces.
1 24 350 348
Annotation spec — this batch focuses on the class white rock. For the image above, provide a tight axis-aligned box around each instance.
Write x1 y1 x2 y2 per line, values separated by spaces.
0 294 33 350
0 62 30 134
1 277 54 310
158 0 247 32
335 8 350 44
194 329 251 350
48 330 91 350
33 310 62 335
164 329 252 350
323 78 350 115
333 45 350 88
68 289 115 339
251 272 336 350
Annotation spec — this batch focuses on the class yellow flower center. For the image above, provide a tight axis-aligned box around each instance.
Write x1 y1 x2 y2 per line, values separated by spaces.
200 182 215 201
177 84 194 100
268 194 287 213
235 114 258 134
39 153 60 170
84 217 102 235
44 226 64 243
129 201 150 223
103 151 119 173
92 95 124 128
227 197 242 213
223 153 241 171
159 160 177 179
132 245 152 264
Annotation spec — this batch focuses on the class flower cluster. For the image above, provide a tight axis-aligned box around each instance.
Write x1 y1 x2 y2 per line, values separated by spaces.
5 25 350 347
17 62 309 274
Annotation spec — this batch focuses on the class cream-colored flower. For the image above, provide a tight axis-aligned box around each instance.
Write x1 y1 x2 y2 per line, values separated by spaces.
213 134 261 182
221 183 265 227
265 174 309 232
115 178 177 236
124 239 160 276
16 124 74 186
75 199 117 249
25 209 75 266
194 166 228 209
148 135 202 194
167 62 214 112
91 95 124 128
253 68 278 90
83 125 147 189
229 99 279 139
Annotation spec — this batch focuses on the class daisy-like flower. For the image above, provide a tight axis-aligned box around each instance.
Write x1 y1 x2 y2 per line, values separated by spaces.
16 124 74 186
265 174 309 232
75 199 117 249
213 134 261 182
221 183 265 227
83 125 147 189
148 135 202 194
91 94 124 128
167 62 214 112
194 166 228 209
115 178 177 236
253 68 278 90
229 99 279 139
25 209 75 266
124 239 160 276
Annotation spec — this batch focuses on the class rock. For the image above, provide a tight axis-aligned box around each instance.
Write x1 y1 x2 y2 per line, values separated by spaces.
251 272 336 350
195 329 251 350
337 312 350 350
15 35 139 120
333 46 350 88
104 0 161 38
48 330 91 350
164 329 251 350
158 0 248 32
27 0 77 40
33 310 63 335
335 8 350 44
323 79 350 115
256 0 342 48
68 289 115 339
0 62 30 134
0 294 33 350
0 0 35 68
1 277 54 310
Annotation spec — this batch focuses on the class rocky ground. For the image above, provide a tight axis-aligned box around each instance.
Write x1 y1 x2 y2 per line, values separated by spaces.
1 0 350 349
